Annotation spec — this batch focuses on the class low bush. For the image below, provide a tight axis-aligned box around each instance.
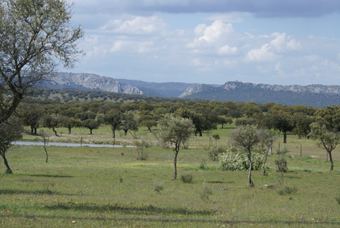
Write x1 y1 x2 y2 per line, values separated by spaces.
180 174 193 183
277 186 298 195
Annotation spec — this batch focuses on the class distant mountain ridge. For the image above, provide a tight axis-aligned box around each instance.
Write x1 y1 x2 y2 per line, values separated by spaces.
41 72 340 107
179 81 340 107
44 72 143 94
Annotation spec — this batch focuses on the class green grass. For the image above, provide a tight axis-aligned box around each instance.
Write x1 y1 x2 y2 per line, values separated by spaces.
2 125 340 227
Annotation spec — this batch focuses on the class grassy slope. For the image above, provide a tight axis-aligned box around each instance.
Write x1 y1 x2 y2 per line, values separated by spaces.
1 125 340 227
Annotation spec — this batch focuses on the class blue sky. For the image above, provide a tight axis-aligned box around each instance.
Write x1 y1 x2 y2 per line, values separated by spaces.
65 0 340 86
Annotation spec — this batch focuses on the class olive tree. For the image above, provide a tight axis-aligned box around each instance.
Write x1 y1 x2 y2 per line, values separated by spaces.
230 125 260 186
158 116 195 180
0 0 83 125
309 122 339 171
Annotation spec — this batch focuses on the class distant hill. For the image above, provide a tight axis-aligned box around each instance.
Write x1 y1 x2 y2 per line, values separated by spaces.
43 72 143 95
180 81 340 107
43 72 195 97
40 72 340 107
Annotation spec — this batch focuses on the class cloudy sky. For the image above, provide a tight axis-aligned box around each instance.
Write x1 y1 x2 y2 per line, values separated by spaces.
65 0 340 86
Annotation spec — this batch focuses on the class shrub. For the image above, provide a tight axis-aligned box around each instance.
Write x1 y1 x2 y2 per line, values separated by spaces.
275 158 288 173
180 174 193 183
199 159 206 169
208 146 227 161
220 151 264 171
154 181 164 192
200 182 212 202
277 186 298 195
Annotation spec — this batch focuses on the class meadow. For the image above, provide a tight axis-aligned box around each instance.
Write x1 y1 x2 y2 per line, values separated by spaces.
1 125 340 227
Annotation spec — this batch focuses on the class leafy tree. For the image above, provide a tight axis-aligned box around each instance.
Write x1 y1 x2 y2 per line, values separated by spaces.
260 111 294 143
230 125 261 186
19 104 44 135
75 112 97 121
158 116 195 180
57 116 81 134
139 114 158 132
82 119 99 135
0 0 83 125
104 109 122 138
121 112 138 136
218 116 233 128
291 112 314 138
40 115 59 136
309 122 339 171
0 117 23 173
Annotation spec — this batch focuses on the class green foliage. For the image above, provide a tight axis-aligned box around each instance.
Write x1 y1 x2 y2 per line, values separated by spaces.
180 174 193 183
208 146 227 161
220 151 264 171
275 158 288 173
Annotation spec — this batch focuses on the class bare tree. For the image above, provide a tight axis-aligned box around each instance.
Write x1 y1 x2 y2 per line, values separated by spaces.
158 116 195 180
0 0 83 125
258 129 279 176
0 117 23 173
230 125 260 186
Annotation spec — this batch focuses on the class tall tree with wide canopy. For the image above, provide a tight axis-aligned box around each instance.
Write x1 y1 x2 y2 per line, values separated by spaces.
158 116 195 180
0 0 83 125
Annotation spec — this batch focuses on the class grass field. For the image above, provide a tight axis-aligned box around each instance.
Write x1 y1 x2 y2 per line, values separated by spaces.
1 125 340 227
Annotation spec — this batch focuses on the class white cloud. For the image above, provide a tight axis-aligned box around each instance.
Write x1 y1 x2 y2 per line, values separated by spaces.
219 44 238 55
110 40 154 54
199 20 234 43
101 15 166 35
270 33 301 52
245 44 277 62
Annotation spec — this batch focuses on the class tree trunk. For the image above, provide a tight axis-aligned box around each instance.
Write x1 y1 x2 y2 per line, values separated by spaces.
90 129 92 134
111 127 116 139
52 127 58 137
247 151 254 186
124 129 128 136
31 126 34 135
174 150 179 180
269 145 273 155
34 128 37 135
68 126 71 134
328 151 334 171
283 131 287 143
262 149 269 176
221 123 224 129
148 127 152 132
198 129 202 137
1 153 12 174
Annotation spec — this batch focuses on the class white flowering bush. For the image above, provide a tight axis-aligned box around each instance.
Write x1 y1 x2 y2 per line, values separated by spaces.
220 150 264 171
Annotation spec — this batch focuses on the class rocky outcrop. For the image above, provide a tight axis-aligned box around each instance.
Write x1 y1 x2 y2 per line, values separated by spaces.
46 72 143 94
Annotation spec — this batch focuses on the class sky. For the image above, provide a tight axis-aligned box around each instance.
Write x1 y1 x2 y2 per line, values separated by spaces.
64 0 340 86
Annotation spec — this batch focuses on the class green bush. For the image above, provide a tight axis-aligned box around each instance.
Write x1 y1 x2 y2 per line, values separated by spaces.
180 174 193 183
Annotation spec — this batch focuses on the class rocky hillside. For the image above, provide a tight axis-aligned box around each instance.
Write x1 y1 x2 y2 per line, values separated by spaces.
44 72 143 95
180 81 340 107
